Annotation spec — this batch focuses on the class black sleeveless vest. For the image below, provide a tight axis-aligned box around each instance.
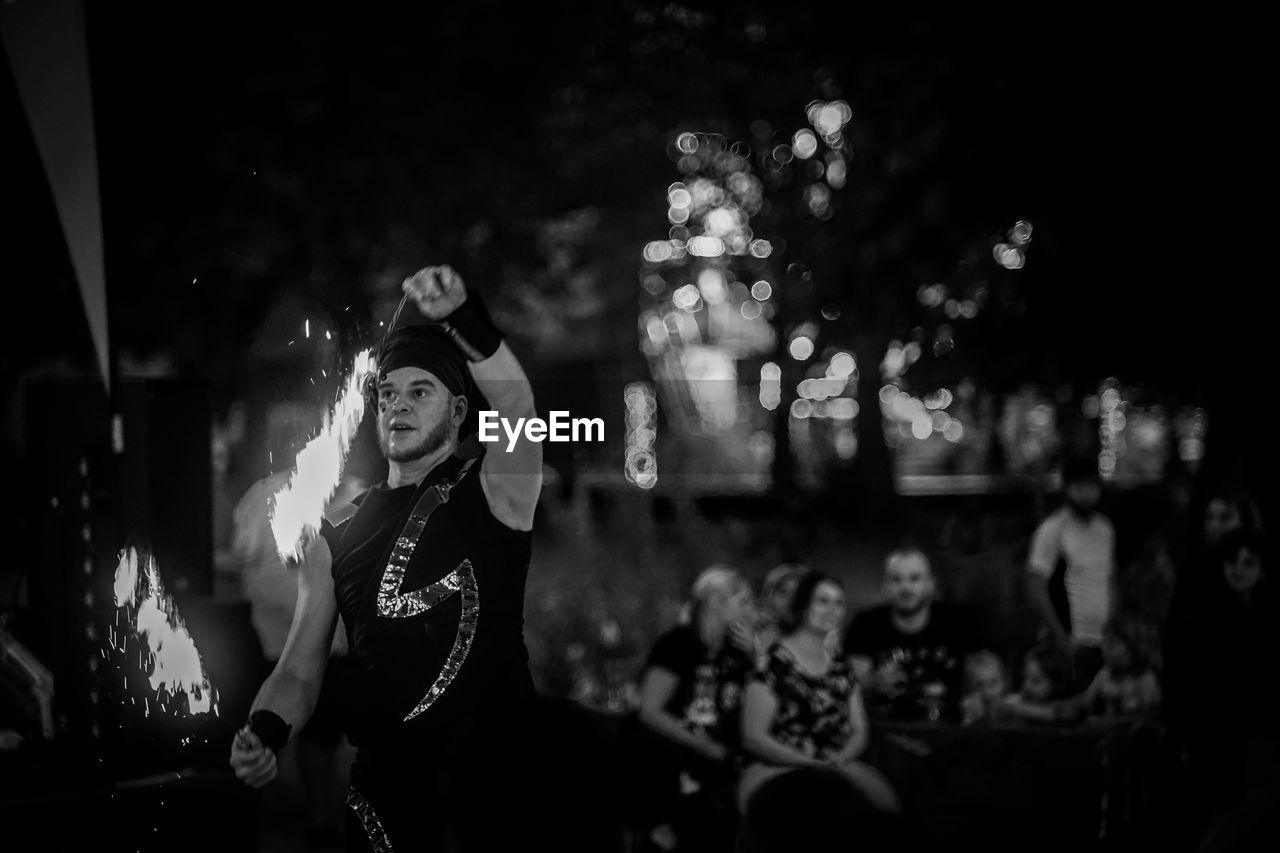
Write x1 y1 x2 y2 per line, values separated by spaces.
321 451 533 761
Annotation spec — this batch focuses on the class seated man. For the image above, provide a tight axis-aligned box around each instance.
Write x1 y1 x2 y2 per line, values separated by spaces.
843 547 979 722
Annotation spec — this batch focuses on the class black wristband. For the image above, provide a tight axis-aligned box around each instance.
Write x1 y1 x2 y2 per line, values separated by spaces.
439 291 504 362
248 709 292 753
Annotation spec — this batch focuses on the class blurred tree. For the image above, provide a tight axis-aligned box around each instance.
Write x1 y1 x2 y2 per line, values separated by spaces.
77 2 1247 519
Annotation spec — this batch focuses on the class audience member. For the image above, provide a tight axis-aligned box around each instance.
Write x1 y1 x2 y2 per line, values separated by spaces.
754 563 808 658
1176 528 1279 825
1068 615 1162 725
739 571 900 815
999 643 1073 724
959 650 1010 726
1164 489 1264 765
1026 457 1116 690
844 548 978 722
624 565 758 852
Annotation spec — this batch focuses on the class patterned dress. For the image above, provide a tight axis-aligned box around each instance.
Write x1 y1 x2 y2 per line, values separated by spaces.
752 642 856 762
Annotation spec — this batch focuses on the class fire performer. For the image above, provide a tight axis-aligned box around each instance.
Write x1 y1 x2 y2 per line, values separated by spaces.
230 265 542 851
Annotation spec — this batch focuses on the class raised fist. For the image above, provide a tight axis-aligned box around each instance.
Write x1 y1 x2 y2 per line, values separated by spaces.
403 265 467 321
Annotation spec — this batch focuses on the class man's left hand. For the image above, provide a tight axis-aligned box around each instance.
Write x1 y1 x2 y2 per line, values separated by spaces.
403 265 467 320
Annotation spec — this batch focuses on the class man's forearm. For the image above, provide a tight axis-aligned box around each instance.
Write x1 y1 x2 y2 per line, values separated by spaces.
469 343 536 420
249 665 320 739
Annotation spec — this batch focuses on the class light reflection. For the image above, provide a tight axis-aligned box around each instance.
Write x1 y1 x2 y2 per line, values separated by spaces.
994 243 1025 270
740 301 762 320
760 362 781 410
672 284 702 312
826 158 848 189
749 239 773 258
828 398 859 420
705 206 739 237
644 241 674 263
923 388 953 410
697 269 728 304
688 236 726 257
827 352 856 379
789 335 815 361
793 129 818 159
834 427 858 459
804 184 833 218
751 280 772 301
624 383 658 489
642 275 667 296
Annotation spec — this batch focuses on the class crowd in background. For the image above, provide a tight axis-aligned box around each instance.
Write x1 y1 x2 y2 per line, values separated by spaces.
216 452 1277 852
605 462 1277 852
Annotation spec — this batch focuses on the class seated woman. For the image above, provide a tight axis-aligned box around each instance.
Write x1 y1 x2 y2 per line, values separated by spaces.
738 571 900 815
623 565 759 852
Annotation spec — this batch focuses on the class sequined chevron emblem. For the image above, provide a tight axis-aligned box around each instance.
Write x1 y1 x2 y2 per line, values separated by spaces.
374 456 481 721
399 559 478 722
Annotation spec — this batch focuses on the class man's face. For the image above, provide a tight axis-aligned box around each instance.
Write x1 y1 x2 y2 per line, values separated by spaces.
884 553 934 616
376 366 462 463
1065 478 1101 516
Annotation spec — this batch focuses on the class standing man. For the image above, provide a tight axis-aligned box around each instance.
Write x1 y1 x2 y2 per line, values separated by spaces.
1026 457 1115 689
843 547 978 722
230 265 542 851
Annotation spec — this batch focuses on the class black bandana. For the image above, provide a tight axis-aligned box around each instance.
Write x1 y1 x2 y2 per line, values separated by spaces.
376 325 468 396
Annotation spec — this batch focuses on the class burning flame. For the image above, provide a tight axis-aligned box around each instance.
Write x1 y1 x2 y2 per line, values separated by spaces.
270 348 374 562
112 547 217 715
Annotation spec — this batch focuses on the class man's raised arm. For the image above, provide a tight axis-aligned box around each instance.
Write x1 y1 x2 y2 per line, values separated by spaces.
400 265 542 531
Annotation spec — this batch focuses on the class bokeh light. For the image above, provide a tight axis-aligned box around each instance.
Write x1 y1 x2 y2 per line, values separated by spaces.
1010 219 1033 245
793 129 818 159
759 362 781 410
